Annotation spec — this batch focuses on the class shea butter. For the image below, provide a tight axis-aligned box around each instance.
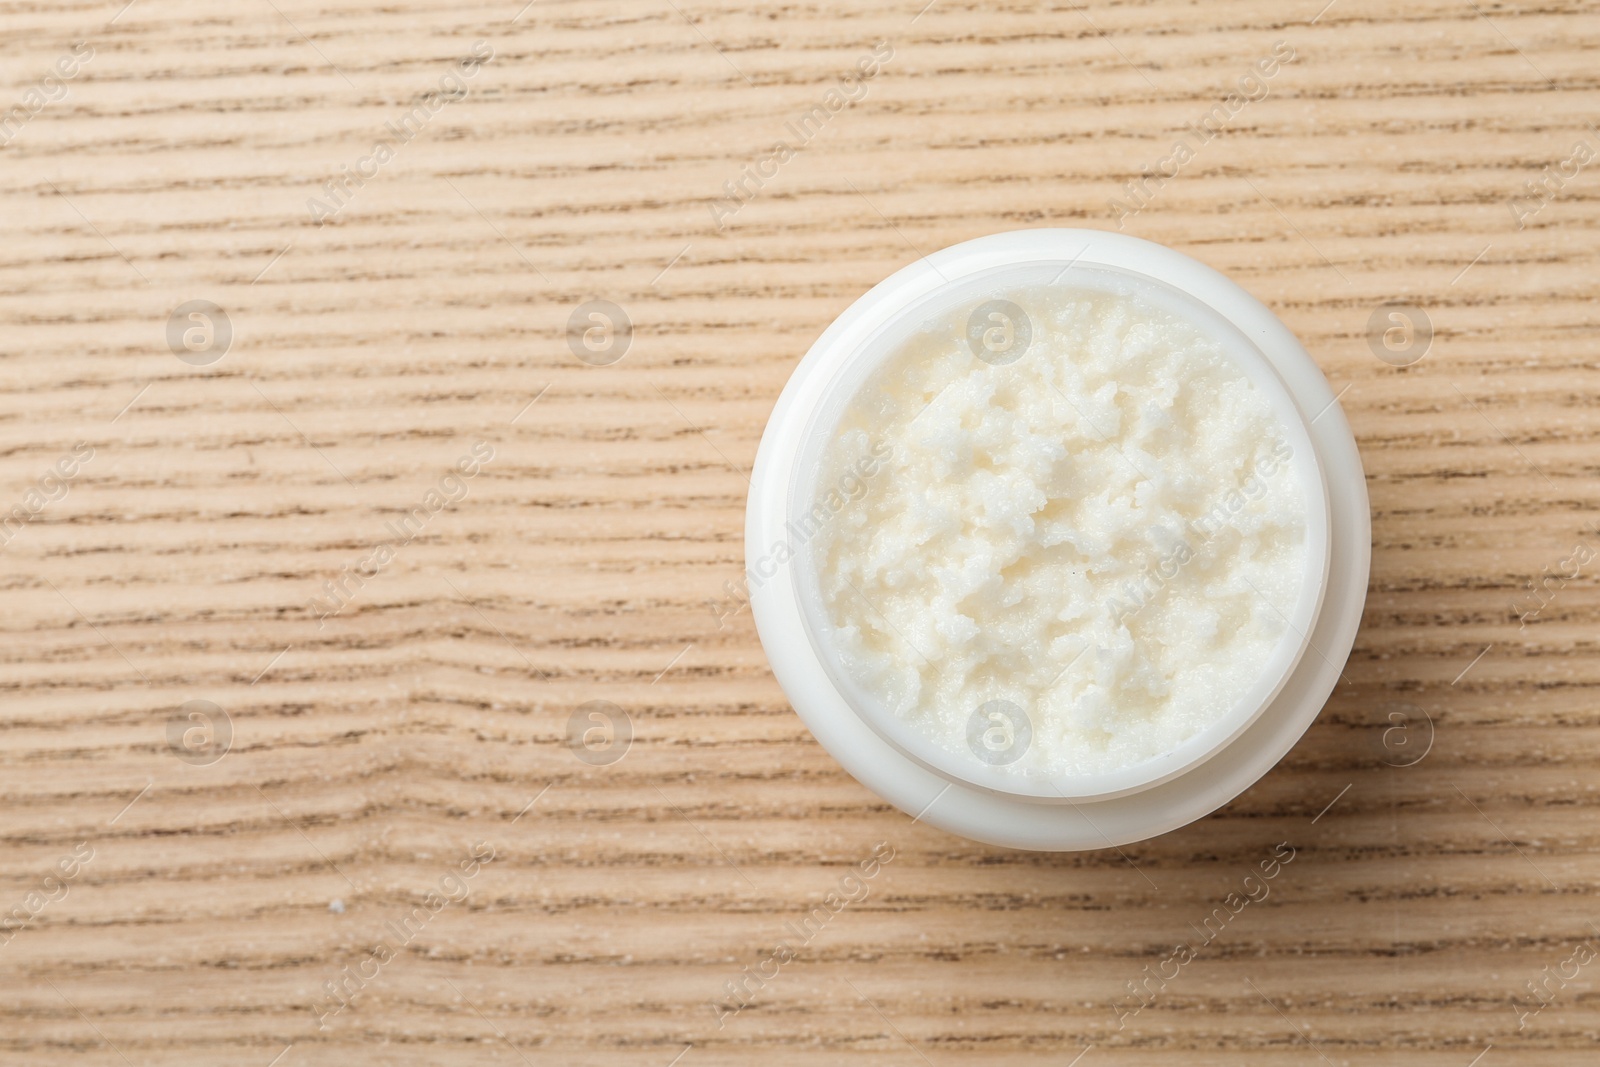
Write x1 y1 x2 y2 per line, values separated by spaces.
811 284 1309 779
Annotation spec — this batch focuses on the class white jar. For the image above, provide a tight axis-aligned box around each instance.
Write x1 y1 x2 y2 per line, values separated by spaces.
747 229 1369 850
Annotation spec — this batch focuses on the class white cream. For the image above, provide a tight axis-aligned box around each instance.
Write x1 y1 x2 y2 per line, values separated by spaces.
812 284 1308 778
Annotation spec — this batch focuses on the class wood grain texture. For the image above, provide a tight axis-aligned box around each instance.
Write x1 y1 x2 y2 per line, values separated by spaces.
1 0 1598 1063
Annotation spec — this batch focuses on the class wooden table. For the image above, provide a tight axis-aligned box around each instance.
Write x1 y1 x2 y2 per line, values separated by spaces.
2 1 1596 1063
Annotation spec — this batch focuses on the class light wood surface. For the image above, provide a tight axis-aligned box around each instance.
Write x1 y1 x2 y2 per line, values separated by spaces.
2 0 1598 1063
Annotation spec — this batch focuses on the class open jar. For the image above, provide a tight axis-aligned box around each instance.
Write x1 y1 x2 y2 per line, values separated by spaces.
747 230 1369 849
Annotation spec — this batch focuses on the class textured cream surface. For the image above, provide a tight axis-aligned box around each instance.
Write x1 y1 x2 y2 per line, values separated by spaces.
814 285 1309 778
